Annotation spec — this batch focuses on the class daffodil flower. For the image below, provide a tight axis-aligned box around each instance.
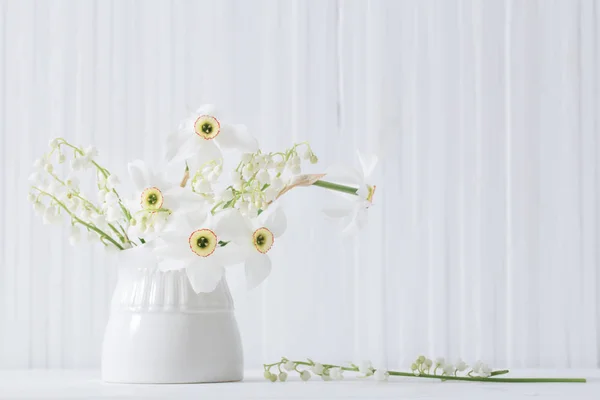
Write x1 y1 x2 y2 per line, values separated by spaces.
227 206 287 289
322 151 378 234
126 160 200 239
166 104 258 171
153 209 244 293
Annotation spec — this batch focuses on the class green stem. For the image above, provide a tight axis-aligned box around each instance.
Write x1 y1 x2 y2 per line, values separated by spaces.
312 180 358 195
57 138 132 222
32 187 124 250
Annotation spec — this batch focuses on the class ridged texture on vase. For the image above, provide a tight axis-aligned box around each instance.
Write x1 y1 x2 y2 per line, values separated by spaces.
111 267 234 313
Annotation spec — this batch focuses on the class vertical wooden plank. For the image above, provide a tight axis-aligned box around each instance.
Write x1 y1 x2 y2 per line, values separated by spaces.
0 0 7 369
578 0 598 368
3 0 35 368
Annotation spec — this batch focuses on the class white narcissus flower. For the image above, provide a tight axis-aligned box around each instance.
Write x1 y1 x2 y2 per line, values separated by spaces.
227 206 287 289
126 160 201 239
166 104 258 172
373 369 389 381
153 209 244 293
322 151 378 235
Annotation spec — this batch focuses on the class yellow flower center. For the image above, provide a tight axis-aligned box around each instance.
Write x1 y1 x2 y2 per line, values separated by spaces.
366 185 376 203
194 115 221 140
140 187 164 210
188 229 218 257
252 227 274 254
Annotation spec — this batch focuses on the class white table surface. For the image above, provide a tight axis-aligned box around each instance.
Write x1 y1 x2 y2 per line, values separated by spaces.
0 369 598 400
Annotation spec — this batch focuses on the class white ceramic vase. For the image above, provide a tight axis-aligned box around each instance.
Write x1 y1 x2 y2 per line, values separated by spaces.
101 246 244 384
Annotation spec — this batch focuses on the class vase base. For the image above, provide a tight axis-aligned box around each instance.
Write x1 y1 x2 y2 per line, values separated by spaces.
101 310 244 384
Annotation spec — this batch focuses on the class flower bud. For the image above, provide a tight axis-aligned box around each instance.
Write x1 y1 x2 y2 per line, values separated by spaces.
242 164 253 180
410 363 418 371
374 369 389 381
241 153 253 163
44 163 53 173
269 373 277 382
300 371 311 381
310 154 318 164
49 138 59 149
220 189 234 202
34 202 46 216
107 175 120 190
311 363 324 375
193 179 211 194
283 361 296 371
263 371 272 380
257 169 270 185
302 149 312 160
105 192 118 204
278 372 288 382
84 146 98 158
58 154 66 164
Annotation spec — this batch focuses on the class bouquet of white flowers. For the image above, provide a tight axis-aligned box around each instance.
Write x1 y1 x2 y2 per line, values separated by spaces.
28 105 377 293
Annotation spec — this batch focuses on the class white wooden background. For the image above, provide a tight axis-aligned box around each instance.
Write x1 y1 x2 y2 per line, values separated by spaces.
0 0 599 370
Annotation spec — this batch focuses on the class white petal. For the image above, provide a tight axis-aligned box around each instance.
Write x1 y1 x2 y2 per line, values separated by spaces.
322 201 354 219
186 264 224 293
127 160 150 192
357 151 378 179
215 123 258 152
214 243 248 266
118 242 157 268
170 135 202 165
195 104 218 116
165 129 192 161
154 242 194 261
186 140 223 173
214 208 253 242
325 164 364 187
262 206 287 237
245 252 272 290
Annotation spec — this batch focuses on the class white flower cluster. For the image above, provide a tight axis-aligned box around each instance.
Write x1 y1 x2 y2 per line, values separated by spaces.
411 355 489 378
191 143 318 218
263 358 390 383
28 138 131 250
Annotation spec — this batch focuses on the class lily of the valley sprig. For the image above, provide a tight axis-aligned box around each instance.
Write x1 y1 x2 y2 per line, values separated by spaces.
263 357 586 383
28 105 377 293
